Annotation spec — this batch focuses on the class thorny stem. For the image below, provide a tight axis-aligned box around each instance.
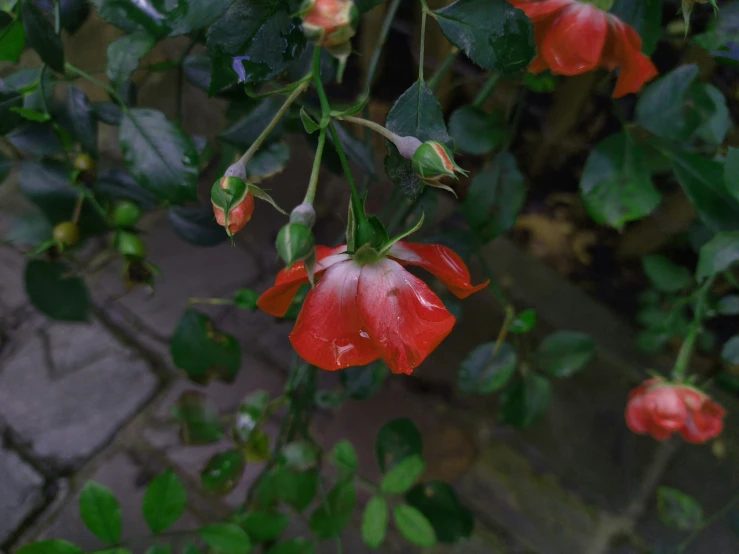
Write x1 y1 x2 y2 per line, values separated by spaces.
305 127 326 205
428 47 459 91
338 115 399 143
672 276 716 381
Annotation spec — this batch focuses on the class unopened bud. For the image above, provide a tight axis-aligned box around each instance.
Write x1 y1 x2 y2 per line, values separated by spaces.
211 176 255 237
276 223 315 267
301 0 358 48
112 201 142 227
52 221 81 249
411 141 467 182
289 202 316 228
116 230 147 258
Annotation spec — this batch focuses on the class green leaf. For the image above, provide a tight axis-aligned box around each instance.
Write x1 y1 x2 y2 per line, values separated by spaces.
636 65 700 141
717 295 739 315
238 510 289 543
119 108 198 203
696 231 739 280
726 146 739 200
25 260 89 322
201 449 246 494
170 390 225 444
309 481 356 538
361 496 388 548
92 101 123 125
405 482 474 543
198 523 252 554
393 504 436 547
10 106 49 122
0 19 25 63
375 418 422 473
691 83 730 146
332 440 358 477
509 309 536 334
91 0 173 37
21 1 64 72
167 0 232 36
0 82 23 135
611 0 661 54
642 255 691 292
182 542 204 554
205 0 306 95
246 141 290 182
169 309 241 384
8 121 62 156
580 131 660 229
144 546 171 554
233 288 259 310
274 467 318 511
458 341 517 394
656 487 703 531
281 441 318 471
264 540 314 554
16 540 83 554
499 374 551 428
449 105 505 155
65 85 98 157
142 469 187 534
535 331 594 378
79 481 122 543
721 336 739 364
340 362 388 399
463 151 527 242
380 454 424 494
167 205 227 247
300 107 319 134
433 0 534 73
107 32 156 89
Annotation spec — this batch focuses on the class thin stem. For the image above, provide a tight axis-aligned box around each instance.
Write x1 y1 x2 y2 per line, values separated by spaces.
672 277 715 381
338 115 398 142
676 492 739 553
473 73 500 107
65 63 126 106
312 46 331 118
238 81 309 167
428 47 459 91
328 122 365 225
187 297 234 306
363 0 403 94
305 127 326 205
418 8 428 82
71 195 84 224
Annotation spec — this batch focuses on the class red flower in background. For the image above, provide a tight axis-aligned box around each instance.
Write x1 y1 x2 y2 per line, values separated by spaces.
511 0 658 97
626 378 725 443
257 242 488 375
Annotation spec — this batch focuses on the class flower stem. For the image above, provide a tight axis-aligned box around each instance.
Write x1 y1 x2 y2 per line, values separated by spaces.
65 63 126 107
311 46 331 119
473 73 500 107
338 115 398 142
328 122 366 225
428 47 459 91
363 0 403 94
304 127 326 205
238 81 309 168
672 276 715 381
418 7 428 82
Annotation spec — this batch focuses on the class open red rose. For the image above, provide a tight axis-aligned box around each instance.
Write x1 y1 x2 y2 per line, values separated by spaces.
625 378 725 443
510 0 658 97
257 242 488 374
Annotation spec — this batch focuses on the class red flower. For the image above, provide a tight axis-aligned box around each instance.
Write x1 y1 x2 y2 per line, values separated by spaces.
625 378 726 443
511 0 658 97
257 242 488 374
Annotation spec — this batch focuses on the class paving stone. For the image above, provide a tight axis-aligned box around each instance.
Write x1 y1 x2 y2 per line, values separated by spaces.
33 451 202 551
0 246 27 315
0 448 45 545
0 320 158 470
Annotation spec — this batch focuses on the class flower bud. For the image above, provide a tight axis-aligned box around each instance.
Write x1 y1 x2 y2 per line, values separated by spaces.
211 176 255 237
52 221 81 249
411 141 467 182
112 201 142 228
276 223 315 268
73 153 97 187
301 0 358 48
116 230 147 258
289 202 316 228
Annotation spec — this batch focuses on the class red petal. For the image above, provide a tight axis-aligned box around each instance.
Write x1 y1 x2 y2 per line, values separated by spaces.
603 17 658 97
643 386 687 431
625 395 650 434
356 259 455 375
541 4 608 75
388 242 488 299
257 245 349 317
510 0 573 22
289 261 379 370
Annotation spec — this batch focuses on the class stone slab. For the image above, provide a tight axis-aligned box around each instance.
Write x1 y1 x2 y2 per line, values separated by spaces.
0 448 45 545
0 246 27 315
0 319 158 471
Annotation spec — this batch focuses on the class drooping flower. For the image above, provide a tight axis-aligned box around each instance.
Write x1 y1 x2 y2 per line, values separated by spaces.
625 378 725 443
257 242 488 374
510 0 658 97
212 176 255 237
301 0 358 48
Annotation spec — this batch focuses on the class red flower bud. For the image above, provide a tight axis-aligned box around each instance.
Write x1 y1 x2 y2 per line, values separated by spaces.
301 0 358 47
211 176 255 237
625 378 725 443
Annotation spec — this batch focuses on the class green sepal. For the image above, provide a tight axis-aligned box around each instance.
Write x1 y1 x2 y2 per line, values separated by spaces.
211 176 248 237
276 223 315 267
249 184 288 215
378 212 425 257
300 107 321 134
330 97 369 118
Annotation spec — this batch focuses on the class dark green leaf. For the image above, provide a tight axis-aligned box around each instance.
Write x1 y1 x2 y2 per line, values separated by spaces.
406 481 474 543
181 542 203 554
25 260 89 322
535 331 594 378
65 85 98 156
247 141 290 181
119 108 198 203
380 454 424 494
11 106 50 122
201 449 246 494
168 205 227 247
449 105 505 155
274 467 318 511
4 212 52 246
198 523 251 554
309 481 355 538
691 83 730 146
183 55 211 92
206 0 306 95
696 231 739 279
92 102 123 125
16 541 83 554
611 0 661 54
219 97 285 147
95 167 158 210
79 481 122 543
0 18 25 63
169 309 241 383
91 0 173 38
721 336 739 364
458 341 517 393
375 418 422 473
142 469 187 534
0 150 11 182
434 0 534 73
264 539 314 554
233 288 259 310
580 131 660 229
0 82 23 135
238 510 289 543
463 151 527 241
332 440 358 477
717 295 739 315
60 0 91 34
281 441 318 471
8 121 62 156
21 1 64 72
509 309 536 334
636 65 700 140
340 362 387 399
107 32 155 89
499 374 551 428
657 487 703 531
167 0 232 36
232 389 270 444
361 496 388 548
393 504 436 547
170 390 225 444
642 255 692 292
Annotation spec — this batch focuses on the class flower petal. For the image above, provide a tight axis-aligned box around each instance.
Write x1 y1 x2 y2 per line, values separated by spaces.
357 259 456 375
257 245 349 317
625 395 650 434
603 17 658 97
289 260 378 370
388 241 488 299
541 3 608 75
